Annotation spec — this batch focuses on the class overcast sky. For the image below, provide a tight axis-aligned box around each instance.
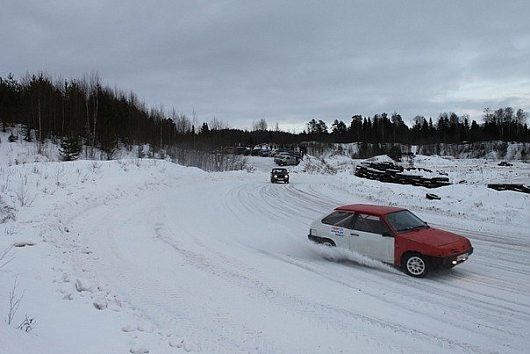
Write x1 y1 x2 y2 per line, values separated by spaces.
2 0 529 131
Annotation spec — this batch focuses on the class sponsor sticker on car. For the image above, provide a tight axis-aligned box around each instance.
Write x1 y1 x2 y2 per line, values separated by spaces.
331 226 344 237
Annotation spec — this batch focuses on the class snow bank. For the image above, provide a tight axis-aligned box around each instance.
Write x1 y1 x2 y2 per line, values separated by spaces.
1 136 529 353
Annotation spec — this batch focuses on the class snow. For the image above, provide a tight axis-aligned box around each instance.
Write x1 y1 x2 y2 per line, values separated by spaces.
1 135 530 353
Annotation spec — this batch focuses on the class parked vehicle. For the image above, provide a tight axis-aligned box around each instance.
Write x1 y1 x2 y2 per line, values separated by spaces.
271 149 289 157
273 152 291 164
270 168 289 183
235 146 250 155
274 154 299 166
308 204 473 277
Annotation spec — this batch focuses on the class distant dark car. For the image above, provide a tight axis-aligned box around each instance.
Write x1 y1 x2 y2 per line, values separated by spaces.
271 168 289 184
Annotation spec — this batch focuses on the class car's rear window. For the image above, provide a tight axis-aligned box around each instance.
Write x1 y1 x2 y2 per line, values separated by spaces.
322 211 353 226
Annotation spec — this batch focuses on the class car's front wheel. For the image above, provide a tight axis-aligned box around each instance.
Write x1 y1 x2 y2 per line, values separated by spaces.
403 253 428 277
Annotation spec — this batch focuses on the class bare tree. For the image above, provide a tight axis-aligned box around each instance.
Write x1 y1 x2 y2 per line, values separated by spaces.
0 246 13 269
483 107 494 123
515 109 528 125
171 110 192 134
192 109 198 149
515 109 528 138
209 116 229 130
7 279 23 325
15 174 35 207
81 73 100 158
252 118 268 131
90 73 100 155
80 78 91 158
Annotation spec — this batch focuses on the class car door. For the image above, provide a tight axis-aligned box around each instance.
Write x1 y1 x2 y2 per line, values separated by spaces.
319 211 357 249
349 213 394 263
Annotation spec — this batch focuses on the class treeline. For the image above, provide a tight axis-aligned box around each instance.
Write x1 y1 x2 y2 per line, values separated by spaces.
0 73 180 158
184 111 529 149
1 73 529 160
307 110 529 144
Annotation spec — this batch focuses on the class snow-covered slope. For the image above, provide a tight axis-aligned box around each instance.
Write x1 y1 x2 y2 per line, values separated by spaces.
1 152 529 352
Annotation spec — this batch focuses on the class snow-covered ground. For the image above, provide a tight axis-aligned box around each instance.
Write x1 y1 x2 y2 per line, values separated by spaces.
1 139 530 353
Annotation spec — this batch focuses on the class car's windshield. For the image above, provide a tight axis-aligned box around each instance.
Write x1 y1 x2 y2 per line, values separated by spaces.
385 210 426 232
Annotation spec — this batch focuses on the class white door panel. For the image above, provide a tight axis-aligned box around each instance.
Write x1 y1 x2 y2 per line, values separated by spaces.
350 231 394 263
349 213 394 264
315 211 356 249
322 224 349 248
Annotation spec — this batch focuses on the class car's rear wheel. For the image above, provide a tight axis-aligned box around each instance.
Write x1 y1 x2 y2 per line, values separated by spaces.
322 240 334 247
403 253 428 277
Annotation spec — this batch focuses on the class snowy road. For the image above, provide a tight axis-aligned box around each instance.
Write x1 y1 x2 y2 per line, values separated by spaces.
59 159 530 353
2 157 529 353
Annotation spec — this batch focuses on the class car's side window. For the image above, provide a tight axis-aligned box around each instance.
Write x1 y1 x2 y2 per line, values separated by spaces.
353 213 390 235
321 211 354 227
335 213 357 230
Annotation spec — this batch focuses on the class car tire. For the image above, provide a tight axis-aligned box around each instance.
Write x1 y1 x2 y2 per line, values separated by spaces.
403 253 428 277
321 239 335 247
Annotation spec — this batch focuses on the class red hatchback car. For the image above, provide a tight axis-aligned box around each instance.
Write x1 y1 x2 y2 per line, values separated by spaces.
308 204 473 277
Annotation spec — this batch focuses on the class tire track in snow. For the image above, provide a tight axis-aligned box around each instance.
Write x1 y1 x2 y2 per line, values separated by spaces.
131 176 483 352
154 219 482 353
55 164 530 353
229 175 530 352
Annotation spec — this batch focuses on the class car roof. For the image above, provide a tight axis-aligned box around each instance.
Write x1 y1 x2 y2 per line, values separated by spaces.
334 204 406 216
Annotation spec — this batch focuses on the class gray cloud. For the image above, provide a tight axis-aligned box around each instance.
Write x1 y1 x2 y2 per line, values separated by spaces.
2 0 529 131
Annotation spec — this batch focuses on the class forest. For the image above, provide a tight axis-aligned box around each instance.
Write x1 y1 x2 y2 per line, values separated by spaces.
1 73 529 160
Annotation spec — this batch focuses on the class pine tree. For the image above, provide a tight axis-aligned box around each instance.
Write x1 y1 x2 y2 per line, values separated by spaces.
59 135 82 161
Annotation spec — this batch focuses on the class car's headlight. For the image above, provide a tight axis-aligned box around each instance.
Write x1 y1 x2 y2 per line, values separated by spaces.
274 175 278 178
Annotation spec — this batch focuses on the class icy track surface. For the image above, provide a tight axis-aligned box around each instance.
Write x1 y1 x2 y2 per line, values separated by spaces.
1 157 530 353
